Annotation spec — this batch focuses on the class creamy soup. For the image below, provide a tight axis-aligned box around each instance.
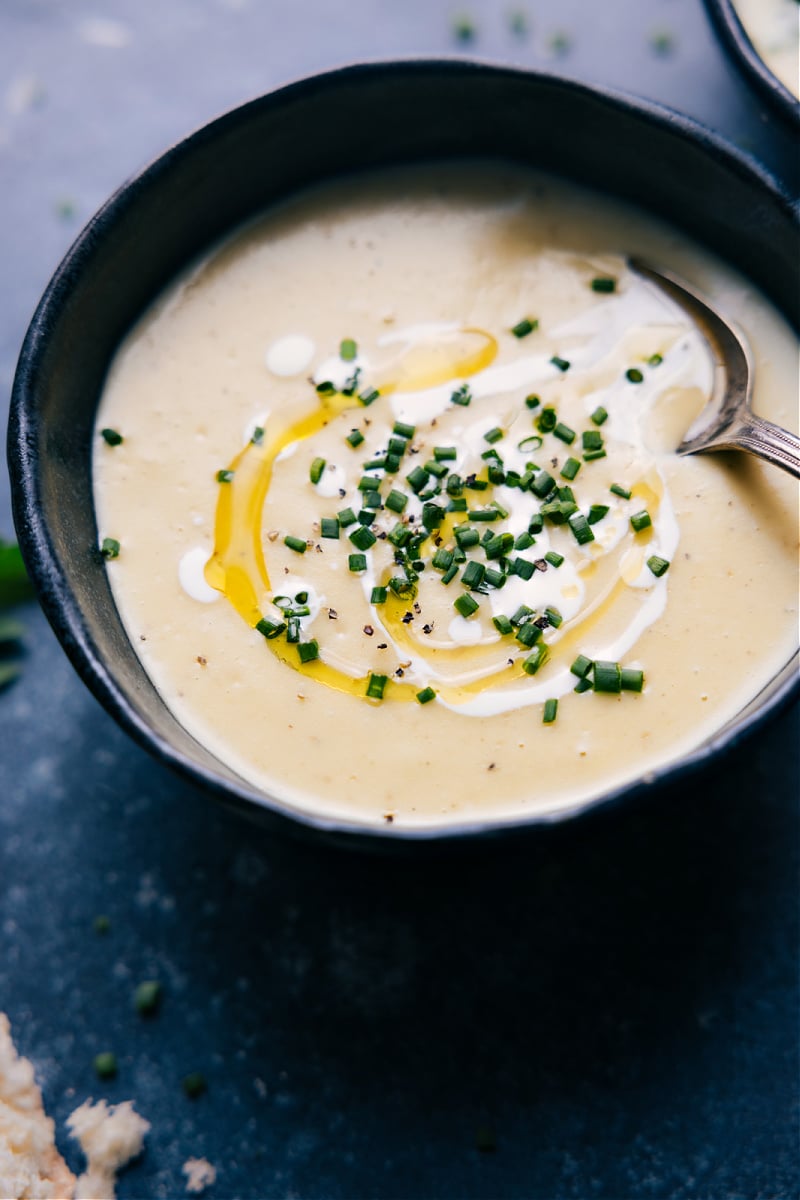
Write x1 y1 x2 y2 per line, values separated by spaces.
734 0 800 96
93 165 798 829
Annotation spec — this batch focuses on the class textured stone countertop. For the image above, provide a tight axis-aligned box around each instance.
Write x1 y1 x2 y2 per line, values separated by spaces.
1 1 797 1196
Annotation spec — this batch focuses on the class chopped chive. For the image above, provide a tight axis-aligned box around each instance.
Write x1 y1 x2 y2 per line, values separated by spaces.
593 660 622 693
366 672 388 700
134 980 162 1017
385 489 408 513
100 537 120 560
574 676 593 694
359 387 380 406
309 457 326 484
388 523 411 548
346 429 364 449
570 654 593 678
582 430 603 452
610 483 632 499
450 383 472 406
424 459 448 479
387 437 408 457
256 616 286 639
591 277 616 293
94 1052 117 1080
297 639 320 664
544 550 564 568
370 586 387 604
360 461 385 475
510 605 533 626
285 616 300 643
348 553 367 572
461 561 486 590
516 621 541 647
626 367 644 383
341 369 361 396
583 448 607 462
363 490 383 510
517 434 543 453
416 686 436 704
647 555 670 577
434 445 457 461
590 406 608 426
485 532 514 559
528 513 544 535
468 508 501 522
432 548 454 572
340 338 357 361
284 535 307 554
101 427 123 446
337 506 357 527
452 13 476 40
441 563 459 585
588 504 610 525
525 394 541 409
543 698 559 724
560 456 581 481
536 407 557 434
454 593 479 618
251 426 265 445
544 606 563 628
493 614 513 635
554 422 576 444
315 380 336 396
349 525 376 551
406 465 430 494
514 531 535 550
484 567 505 589
522 644 549 675
510 557 534 581
455 526 480 550
531 469 555 498
630 510 652 533
393 421 416 439
550 355 571 373
465 476 489 491
511 317 538 338
384 454 402 474
216 469 235 483
621 667 645 692
484 427 504 444
648 353 664 366
569 513 595 545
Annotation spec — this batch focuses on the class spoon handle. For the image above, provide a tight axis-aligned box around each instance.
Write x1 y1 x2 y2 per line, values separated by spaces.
731 415 800 479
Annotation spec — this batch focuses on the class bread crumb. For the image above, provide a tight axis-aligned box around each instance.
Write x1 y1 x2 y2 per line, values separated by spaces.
67 1100 149 1200
183 1157 217 1194
0 1012 76 1200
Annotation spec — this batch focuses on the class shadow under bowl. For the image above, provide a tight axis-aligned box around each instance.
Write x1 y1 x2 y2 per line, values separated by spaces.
7 61 800 848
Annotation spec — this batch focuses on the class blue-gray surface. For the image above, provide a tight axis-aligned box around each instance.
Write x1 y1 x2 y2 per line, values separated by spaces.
1 1 797 1197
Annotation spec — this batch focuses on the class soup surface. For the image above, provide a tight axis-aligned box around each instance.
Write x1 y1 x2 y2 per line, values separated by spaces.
734 0 800 96
93 164 798 829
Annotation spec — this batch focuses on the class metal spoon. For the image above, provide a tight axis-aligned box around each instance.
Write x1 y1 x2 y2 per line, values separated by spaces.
629 257 800 478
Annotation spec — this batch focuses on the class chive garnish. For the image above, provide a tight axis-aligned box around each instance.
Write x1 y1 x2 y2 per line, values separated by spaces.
370 586 387 604
315 380 335 396
484 427 504 444
385 489 408 513
251 426 265 445
621 668 645 692
348 553 367 572
553 422 576 444
582 430 603 452
455 526 480 550
560 457 581 481
461 561 486 590
100 537 120 559
516 621 541 647
297 640 320 664
531 469 555 498
542 698 559 724
256 616 286 639
432 548 454 572
340 338 357 361
610 483 631 499
522 644 549 675
590 406 608 426
441 563 459 585
416 686 436 704
588 504 609 524
101 427 123 446
309 457 326 484
216 469 235 483
337 506 357 527
510 557 534 581
536 407 557 434
570 654 593 678
454 593 479 618
630 510 652 533
349 525 376 551
284 535 307 554
345 429 364 448
393 421 416 439
511 317 538 338
593 660 622 693
647 555 670 577
493 614 513 635
544 606 563 627
366 673 388 700
434 445 457 461
569 513 594 545
359 387 380 406
525 394 541 409
550 355 571 372
514 532 535 551
583 448 607 462
626 367 644 383
406 465 430 494
648 353 664 366
591 277 616 293
134 980 162 1017
450 383 472 406
544 550 564 567
517 435 543 453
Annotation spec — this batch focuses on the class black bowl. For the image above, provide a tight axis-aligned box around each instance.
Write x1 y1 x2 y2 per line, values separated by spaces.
7 61 800 847
704 0 800 126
